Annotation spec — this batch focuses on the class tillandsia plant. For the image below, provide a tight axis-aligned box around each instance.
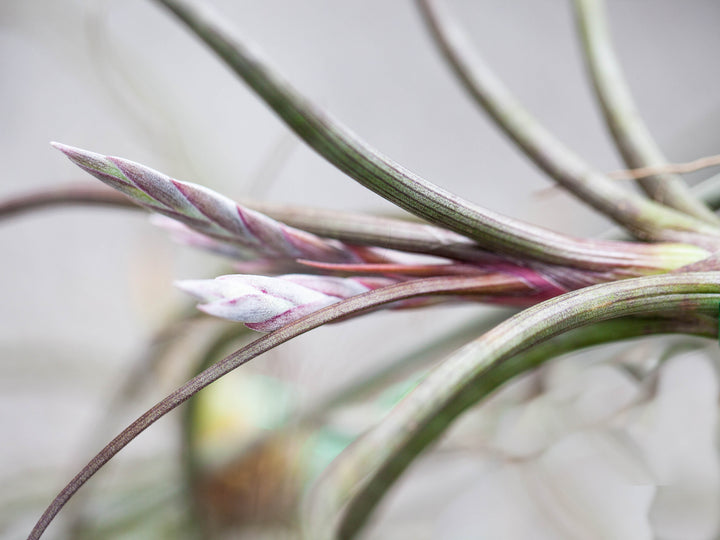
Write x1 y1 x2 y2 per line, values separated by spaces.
4 0 720 538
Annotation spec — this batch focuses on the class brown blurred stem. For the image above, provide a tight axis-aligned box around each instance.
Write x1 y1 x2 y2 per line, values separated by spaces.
180 324 255 539
303 272 720 538
330 316 715 538
608 154 720 181
0 184 133 217
26 273 527 540
572 0 718 223
415 0 720 242
7 179 720 218
0 182 713 273
0 183 493 261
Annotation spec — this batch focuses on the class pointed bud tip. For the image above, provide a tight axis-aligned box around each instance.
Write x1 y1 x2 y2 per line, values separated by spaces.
50 142 97 166
173 279 209 299
49 142 132 186
50 141 75 155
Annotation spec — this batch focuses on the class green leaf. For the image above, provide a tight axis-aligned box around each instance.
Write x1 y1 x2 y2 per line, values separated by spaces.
302 272 720 539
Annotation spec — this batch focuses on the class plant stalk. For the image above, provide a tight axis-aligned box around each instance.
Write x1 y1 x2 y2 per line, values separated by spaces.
572 0 718 223
152 0 718 267
302 272 720 538
415 0 720 241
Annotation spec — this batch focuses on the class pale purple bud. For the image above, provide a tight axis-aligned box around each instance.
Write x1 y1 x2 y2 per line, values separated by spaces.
175 274 387 331
150 215 256 260
52 143 360 264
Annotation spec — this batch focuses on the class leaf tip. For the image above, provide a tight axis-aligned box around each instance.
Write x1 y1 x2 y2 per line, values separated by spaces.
50 141 81 159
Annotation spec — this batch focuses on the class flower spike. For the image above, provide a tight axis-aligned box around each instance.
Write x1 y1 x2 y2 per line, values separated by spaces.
52 142 359 264
176 274 393 331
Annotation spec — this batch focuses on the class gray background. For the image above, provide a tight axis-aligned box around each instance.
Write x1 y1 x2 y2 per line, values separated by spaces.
2 1 720 538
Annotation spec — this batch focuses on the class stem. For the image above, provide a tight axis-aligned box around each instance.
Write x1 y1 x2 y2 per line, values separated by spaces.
63 306 206 531
0 184 134 217
52 142 362 265
151 0 718 266
572 0 718 223
6 179 720 217
1 182 712 271
301 309 515 426
180 325 254 539
691 173 720 212
249 201 492 262
26 273 525 540
302 272 720 539
0 182 494 262
608 154 720 181
415 0 720 242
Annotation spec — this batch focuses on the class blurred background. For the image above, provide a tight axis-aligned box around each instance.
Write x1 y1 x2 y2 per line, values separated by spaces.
2 0 720 538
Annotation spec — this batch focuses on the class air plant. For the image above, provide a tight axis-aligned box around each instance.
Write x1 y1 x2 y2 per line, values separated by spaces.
4 0 720 538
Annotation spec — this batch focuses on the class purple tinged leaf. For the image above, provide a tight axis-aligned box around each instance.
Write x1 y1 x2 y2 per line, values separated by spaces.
151 216 335 273
150 215 257 260
52 143 362 264
244 301 342 332
108 158 206 220
281 274 393 297
170 180 252 239
176 274 353 329
174 273 449 331
51 143 128 185
51 143 159 206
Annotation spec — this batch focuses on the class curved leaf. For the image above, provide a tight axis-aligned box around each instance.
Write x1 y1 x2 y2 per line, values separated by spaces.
302 272 720 539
